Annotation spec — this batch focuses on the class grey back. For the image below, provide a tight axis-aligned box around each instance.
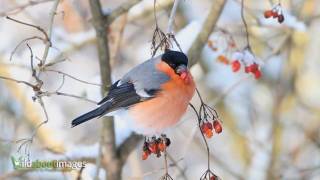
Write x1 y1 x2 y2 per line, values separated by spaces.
120 56 170 97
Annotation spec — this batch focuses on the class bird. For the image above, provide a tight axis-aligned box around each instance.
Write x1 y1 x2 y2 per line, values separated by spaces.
71 50 195 135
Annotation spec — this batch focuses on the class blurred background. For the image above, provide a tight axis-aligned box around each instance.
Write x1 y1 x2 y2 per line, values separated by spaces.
0 0 320 179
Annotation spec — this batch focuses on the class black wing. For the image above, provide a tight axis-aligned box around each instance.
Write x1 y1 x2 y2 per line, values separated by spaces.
72 81 149 127
98 80 142 106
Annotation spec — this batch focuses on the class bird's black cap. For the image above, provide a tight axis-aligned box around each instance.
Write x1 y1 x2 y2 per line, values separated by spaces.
161 50 188 69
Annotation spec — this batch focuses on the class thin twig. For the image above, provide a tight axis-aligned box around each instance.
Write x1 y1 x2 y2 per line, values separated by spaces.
139 158 183 178
166 0 180 35
151 0 181 56
106 0 142 25
0 76 35 88
241 0 251 50
10 36 46 61
189 103 211 169
42 91 98 104
39 0 60 67
6 16 50 42
43 58 68 67
45 69 102 86
164 149 169 174
26 44 43 85
76 166 85 180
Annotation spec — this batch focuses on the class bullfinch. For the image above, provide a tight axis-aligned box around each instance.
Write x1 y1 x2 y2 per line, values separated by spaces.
71 50 195 134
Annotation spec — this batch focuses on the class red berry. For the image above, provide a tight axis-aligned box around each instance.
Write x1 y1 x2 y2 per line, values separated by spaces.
205 129 213 138
201 123 209 133
207 122 213 130
244 66 251 73
249 63 259 73
254 69 262 79
264 10 273 18
231 60 241 72
142 151 149 160
213 120 222 134
278 14 284 23
210 176 218 180
148 143 158 154
158 142 166 152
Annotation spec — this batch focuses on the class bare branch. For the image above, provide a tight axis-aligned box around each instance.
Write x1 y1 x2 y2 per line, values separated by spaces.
45 91 98 104
46 37 96 67
166 0 180 35
150 0 179 55
139 158 184 178
39 0 60 66
45 69 102 87
106 0 142 25
42 58 68 67
10 36 46 61
118 133 143 165
89 0 119 179
0 75 35 88
26 44 43 85
76 166 85 180
6 16 50 42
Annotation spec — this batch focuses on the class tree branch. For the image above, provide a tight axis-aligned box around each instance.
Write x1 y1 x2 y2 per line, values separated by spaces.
89 0 118 179
39 0 60 66
106 0 142 25
0 75 35 88
118 133 143 165
187 0 226 66
166 0 180 35
45 69 102 86
6 16 49 42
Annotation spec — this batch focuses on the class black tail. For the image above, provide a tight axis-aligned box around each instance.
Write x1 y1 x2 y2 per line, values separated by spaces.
71 103 111 127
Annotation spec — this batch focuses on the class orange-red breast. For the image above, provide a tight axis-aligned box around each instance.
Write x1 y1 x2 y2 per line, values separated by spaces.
71 50 195 135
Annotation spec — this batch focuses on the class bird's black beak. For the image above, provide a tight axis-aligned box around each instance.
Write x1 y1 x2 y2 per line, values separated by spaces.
175 64 188 75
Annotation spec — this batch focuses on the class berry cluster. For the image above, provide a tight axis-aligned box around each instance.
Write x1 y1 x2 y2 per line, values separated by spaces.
200 120 222 138
230 50 262 79
142 135 171 160
264 4 285 23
